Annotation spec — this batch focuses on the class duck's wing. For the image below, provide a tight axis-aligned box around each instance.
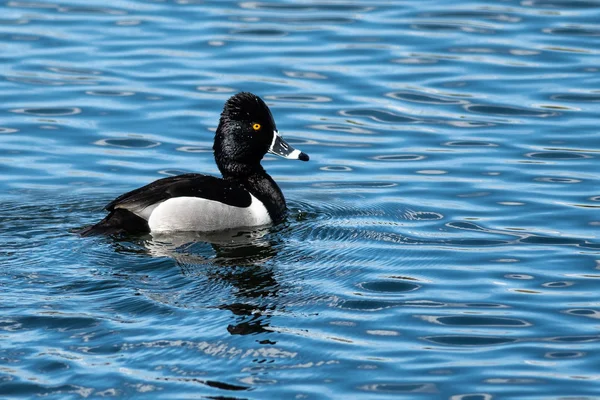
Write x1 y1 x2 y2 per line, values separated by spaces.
78 174 252 237
106 173 252 214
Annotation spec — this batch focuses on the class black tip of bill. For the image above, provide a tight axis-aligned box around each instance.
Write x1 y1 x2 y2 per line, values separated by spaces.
269 132 310 162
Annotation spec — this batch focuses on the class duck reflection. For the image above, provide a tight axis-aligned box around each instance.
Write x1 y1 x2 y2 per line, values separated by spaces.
143 226 281 336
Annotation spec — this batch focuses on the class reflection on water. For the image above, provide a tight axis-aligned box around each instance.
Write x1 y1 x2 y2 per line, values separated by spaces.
145 228 276 266
144 228 281 336
1 0 600 398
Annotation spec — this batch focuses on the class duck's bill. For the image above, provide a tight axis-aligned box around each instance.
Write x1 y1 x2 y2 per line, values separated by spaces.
269 131 309 161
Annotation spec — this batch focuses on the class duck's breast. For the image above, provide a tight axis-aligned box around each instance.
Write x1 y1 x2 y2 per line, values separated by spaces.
147 195 271 232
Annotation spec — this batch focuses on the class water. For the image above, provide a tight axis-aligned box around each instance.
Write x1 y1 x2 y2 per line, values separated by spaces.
1 0 600 398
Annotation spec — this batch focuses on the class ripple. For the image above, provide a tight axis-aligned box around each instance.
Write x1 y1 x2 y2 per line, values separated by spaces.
270 17 356 24
313 182 397 189
366 330 400 336
387 91 465 105
526 152 591 159
359 383 437 393
320 165 352 172
429 316 529 327
13 314 99 331
534 177 581 184
265 94 332 103
239 2 373 12
546 335 600 343
230 28 287 37
0 18 29 25
358 280 420 293
47 66 102 75
542 25 600 36
393 57 439 64
485 378 540 384
522 0 600 9
551 93 600 102
0 127 18 134
283 71 327 79
196 86 235 93
7 1 58 9
535 103 579 111
446 221 489 232
424 336 517 346
411 23 495 35
372 154 426 161
404 211 443 220
545 351 586 359
309 124 374 134
8 71 99 86
176 146 212 153
339 300 399 311
94 138 161 149
419 10 521 23
447 120 497 128
451 394 493 400
444 141 498 147
36 360 70 373
457 191 490 197
57 6 127 15
543 46 591 54
6 76 67 86
341 109 416 123
85 90 135 97
10 107 81 116
2 33 39 41
565 309 600 319
116 19 141 27
542 281 573 288
465 104 558 117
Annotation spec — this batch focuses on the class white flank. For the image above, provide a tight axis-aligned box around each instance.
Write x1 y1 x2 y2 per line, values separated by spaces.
147 195 272 233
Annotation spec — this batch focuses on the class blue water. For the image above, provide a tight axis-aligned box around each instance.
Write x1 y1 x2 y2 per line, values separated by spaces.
1 0 600 398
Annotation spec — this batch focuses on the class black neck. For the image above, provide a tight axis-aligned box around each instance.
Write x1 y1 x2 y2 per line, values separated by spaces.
220 165 287 224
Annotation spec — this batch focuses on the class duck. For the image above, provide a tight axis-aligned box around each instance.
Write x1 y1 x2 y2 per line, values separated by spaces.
79 92 309 236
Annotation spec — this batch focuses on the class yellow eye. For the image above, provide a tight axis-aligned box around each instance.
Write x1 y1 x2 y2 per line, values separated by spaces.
252 123 261 131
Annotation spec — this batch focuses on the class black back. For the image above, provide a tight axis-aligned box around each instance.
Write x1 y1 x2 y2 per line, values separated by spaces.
78 208 150 237
106 173 252 211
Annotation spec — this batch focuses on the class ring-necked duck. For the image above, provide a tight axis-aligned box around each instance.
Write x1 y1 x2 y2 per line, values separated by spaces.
79 92 309 236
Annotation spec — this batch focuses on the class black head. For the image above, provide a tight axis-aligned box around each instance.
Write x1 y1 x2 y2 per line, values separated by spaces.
213 92 309 177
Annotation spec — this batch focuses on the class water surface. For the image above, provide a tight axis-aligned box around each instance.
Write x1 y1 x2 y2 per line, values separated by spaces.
1 0 600 399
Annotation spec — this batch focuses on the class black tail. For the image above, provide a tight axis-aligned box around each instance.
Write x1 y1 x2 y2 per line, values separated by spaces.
78 208 150 237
